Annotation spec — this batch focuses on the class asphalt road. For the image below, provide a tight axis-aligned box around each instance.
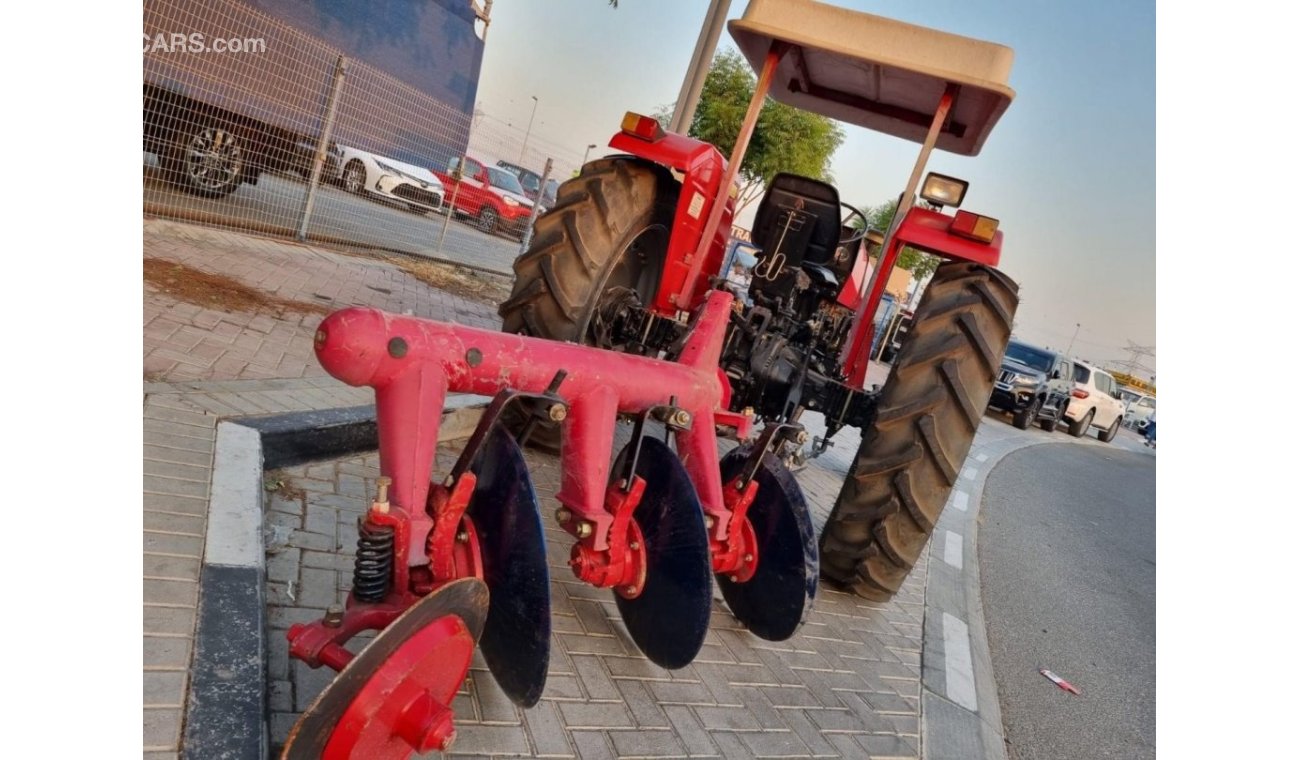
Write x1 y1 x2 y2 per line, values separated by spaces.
143 156 522 274
978 441 1156 760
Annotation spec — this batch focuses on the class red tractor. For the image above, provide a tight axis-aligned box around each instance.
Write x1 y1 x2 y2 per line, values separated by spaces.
285 1 1019 756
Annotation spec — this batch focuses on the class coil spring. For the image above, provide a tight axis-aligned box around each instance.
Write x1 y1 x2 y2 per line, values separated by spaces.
352 518 395 602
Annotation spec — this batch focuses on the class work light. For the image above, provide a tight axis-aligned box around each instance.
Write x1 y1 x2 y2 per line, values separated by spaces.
920 173 969 208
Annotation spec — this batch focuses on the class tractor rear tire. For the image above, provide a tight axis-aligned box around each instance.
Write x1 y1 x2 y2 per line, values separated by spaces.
819 262 1019 601
498 158 677 449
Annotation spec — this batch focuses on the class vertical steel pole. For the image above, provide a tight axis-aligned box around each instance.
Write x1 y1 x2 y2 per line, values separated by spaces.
842 85 957 375
1066 323 1081 355
668 0 732 134
520 96 539 162
519 158 553 253
296 55 347 241
675 46 782 309
436 155 468 254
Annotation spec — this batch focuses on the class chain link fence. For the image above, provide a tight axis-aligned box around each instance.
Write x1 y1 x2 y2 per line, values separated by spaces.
143 0 585 275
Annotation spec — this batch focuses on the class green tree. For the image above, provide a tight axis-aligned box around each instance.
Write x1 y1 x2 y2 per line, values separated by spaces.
851 198 941 281
656 50 845 215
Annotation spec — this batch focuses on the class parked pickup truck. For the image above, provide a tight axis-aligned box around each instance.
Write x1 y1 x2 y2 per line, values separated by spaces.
144 82 331 197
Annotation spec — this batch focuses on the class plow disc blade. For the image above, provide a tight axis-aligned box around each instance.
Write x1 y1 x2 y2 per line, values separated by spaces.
613 438 713 669
468 422 551 706
282 577 488 759
717 446 818 641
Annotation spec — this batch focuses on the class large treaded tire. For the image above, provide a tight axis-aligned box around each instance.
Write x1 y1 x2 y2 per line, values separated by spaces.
819 262 1019 601
498 158 677 448
500 158 676 340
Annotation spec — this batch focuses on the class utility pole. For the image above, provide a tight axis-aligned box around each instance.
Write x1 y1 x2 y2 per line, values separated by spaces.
519 95 538 162
1066 322 1080 355
582 143 596 166
668 0 732 134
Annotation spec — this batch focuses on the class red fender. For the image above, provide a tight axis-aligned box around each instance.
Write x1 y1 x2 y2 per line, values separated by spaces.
608 131 733 315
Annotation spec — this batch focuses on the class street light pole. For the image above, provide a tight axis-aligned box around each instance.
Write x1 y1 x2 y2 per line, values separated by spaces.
1066 323 1081 355
582 143 596 166
520 95 538 162
669 0 732 134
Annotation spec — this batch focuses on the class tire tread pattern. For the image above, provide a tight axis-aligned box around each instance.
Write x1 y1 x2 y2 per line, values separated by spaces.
819 262 1019 601
499 158 674 342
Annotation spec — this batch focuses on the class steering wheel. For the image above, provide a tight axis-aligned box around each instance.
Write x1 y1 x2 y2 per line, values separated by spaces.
838 203 870 247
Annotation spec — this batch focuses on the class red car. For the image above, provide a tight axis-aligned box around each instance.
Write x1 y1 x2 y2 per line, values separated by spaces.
434 156 537 239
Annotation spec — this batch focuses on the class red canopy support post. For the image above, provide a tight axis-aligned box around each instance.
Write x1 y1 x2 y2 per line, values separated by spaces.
676 45 786 310
842 84 957 386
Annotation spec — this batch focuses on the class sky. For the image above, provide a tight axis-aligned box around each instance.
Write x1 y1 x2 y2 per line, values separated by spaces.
474 0 1155 377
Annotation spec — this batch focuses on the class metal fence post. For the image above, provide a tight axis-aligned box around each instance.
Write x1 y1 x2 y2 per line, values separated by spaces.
296 54 348 241
435 155 469 254
518 158 552 253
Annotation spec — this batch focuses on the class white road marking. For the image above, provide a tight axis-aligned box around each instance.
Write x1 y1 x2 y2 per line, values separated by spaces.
944 531 963 569
952 490 970 512
962 466 978 481
943 613 978 711
975 453 989 463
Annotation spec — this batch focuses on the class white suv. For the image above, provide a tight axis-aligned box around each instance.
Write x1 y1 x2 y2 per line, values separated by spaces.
1123 392 1156 430
1063 361 1126 443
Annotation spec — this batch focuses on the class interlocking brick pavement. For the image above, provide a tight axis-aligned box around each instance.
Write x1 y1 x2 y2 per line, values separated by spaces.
143 218 502 383
266 437 927 759
142 395 218 758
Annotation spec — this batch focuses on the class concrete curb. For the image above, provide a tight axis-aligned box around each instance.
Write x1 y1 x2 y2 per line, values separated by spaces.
181 399 484 760
920 434 1072 760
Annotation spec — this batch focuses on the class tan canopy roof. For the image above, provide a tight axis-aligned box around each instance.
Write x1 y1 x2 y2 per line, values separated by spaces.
728 0 1016 156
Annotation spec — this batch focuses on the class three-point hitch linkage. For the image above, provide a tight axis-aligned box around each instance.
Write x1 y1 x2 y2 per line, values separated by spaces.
282 290 818 758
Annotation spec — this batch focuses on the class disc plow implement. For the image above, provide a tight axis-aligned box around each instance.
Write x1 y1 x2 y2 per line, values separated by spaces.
283 291 818 757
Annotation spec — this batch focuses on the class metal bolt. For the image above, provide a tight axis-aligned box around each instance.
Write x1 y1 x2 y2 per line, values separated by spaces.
375 477 391 503
465 347 483 367
555 507 573 524
314 329 328 347
456 531 469 543
743 553 753 563
575 521 593 538
324 605 344 628
629 541 640 551
729 575 739 582
671 409 692 427
705 515 715 529
742 406 755 418
387 337 408 358
624 585 639 595
548 403 568 422
795 430 809 445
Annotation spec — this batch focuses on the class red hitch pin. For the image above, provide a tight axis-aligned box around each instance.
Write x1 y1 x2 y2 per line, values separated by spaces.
1039 668 1081 695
